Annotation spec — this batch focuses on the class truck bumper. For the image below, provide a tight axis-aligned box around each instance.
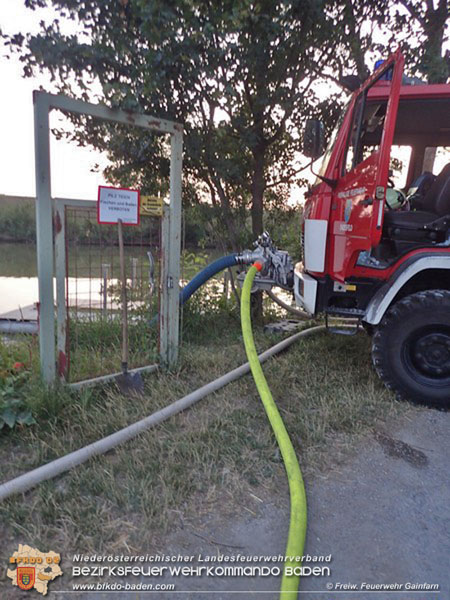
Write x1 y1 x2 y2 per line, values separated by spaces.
294 262 318 315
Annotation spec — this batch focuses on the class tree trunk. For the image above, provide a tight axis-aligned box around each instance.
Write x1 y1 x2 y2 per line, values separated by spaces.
250 289 264 323
250 148 265 320
216 183 240 252
422 0 449 84
208 178 239 252
251 149 265 238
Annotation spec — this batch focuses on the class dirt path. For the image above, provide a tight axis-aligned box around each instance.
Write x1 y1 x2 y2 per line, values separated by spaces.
7 407 449 599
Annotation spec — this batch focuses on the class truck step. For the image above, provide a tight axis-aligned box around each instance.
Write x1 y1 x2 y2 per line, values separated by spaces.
325 307 365 317
325 310 362 336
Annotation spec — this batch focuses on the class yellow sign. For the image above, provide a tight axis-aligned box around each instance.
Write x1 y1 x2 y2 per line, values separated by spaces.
140 195 164 217
7 544 62 595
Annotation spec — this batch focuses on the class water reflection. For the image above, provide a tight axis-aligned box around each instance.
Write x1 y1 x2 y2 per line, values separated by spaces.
0 242 223 317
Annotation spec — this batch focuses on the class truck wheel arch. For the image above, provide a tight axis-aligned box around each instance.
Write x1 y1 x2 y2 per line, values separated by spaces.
364 254 450 325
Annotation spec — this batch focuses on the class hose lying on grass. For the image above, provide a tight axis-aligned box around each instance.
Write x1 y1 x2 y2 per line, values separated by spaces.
241 262 308 599
0 325 324 502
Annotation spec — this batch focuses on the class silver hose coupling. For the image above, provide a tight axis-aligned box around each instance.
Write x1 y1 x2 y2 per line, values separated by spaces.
236 232 294 290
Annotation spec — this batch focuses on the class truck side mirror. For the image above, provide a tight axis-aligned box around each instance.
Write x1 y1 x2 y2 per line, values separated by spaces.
303 119 325 159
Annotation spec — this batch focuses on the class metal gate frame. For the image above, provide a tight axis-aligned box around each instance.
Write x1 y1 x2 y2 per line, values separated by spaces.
34 91 183 384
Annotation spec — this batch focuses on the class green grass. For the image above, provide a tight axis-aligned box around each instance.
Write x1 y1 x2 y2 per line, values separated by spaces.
67 313 160 382
0 200 161 245
0 202 36 243
0 308 411 578
66 280 236 381
0 199 302 255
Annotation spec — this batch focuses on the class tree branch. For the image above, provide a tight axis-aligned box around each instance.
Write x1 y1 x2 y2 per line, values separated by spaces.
398 0 426 26
265 159 313 188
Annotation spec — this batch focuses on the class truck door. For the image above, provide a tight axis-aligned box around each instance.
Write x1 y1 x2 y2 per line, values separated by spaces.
331 51 404 282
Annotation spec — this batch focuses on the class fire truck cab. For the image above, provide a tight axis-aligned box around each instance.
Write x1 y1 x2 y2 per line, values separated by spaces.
295 50 450 406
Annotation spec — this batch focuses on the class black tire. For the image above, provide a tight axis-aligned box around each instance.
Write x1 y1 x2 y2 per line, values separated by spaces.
372 290 450 408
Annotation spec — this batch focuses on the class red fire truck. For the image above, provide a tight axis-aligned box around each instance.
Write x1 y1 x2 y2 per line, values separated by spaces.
294 50 450 407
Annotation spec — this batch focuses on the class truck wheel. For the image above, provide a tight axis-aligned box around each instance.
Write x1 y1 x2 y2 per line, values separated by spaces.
372 290 450 408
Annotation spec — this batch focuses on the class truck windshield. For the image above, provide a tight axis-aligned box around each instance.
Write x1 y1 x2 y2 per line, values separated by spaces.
317 100 350 180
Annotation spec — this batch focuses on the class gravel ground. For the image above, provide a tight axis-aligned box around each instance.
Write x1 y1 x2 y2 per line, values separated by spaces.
66 406 449 600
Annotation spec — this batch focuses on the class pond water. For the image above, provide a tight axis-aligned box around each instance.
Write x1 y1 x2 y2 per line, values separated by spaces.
0 242 222 318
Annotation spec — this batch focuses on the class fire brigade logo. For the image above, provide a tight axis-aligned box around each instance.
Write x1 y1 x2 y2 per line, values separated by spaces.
17 566 35 590
7 544 62 595
344 199 353 223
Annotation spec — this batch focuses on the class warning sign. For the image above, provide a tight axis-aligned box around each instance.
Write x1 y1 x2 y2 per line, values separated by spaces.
97 186 140 225
140 195 164 217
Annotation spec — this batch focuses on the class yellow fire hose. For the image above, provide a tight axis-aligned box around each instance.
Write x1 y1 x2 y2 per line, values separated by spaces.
241 263 307 598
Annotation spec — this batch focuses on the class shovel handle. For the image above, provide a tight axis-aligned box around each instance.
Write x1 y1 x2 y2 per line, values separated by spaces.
118 219 128 369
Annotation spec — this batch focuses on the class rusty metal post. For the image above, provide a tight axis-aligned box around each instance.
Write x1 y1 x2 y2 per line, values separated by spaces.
54 200 67 379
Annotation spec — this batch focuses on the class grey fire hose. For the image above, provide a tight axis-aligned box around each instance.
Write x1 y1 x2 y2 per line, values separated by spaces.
265 289 310 319
0 326 324 502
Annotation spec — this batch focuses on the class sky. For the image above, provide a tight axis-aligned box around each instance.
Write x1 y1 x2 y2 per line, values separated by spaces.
0 0 108 199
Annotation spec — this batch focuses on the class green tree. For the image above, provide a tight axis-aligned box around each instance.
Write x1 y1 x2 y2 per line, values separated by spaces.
392 0 449 84
321 0 449 86
7 1 445 250
4 0 346 247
